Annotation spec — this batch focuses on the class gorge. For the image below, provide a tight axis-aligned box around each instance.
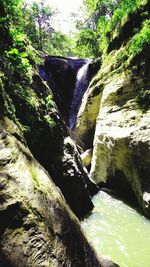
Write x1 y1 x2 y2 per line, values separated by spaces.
0 0 150 266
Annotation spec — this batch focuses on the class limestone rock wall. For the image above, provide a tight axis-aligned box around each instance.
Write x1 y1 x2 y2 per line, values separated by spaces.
0 118 104 267
74 0 150 216
76 47 150 216
75 75 103 149
90 69 150 216
0 67 97 218
0 55 118 267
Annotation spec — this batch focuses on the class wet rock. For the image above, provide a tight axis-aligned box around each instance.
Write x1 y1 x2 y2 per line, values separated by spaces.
62 137 99 216
41 56 100 129
44 56 76 123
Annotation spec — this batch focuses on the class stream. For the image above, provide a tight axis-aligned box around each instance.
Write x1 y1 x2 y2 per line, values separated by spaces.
81 191 150 267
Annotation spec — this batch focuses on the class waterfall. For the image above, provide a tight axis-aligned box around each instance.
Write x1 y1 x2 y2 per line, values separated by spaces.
39 56 96 129
69 61 90 129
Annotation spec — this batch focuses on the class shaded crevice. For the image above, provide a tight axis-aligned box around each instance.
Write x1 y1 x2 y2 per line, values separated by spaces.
0 202 28 236
0 253 13 267
99 170 139 208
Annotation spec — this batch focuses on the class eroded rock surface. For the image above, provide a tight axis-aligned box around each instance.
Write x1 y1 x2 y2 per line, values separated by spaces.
90 69 150 214
0 118 111 267
76 57 150 216
0 66 97 218
75 12 150 217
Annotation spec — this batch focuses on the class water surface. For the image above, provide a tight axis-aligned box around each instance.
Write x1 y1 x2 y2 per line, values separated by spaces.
82 191 150 267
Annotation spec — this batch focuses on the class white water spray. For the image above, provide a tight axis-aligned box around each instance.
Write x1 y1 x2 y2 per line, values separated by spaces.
69 61 90 129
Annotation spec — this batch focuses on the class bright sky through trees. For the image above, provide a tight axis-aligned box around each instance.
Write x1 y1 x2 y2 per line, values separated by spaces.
26 0 84 34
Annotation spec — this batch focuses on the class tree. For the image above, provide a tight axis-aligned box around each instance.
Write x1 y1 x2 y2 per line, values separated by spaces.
73 0 122 57
20 1 74 56
74 28 100 57
22 1 55 51
82 0 121 30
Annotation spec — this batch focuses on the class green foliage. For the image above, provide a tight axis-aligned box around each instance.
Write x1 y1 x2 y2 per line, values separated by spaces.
100 0 148 54
22 1 54 51
2 0 24 21
0 3 35 120
97 0 140 54
0 74 16 119
128 20 150 56
48 32 74 56
44 115 56 128
45 94 55 109
28 165 41 188
76 0 148 57
1 55 37 119
9 28 26 46
104 0 142 35
136 88 150 110
1 0 74 57
74 28 100 57
83 0 121 29
74 0 121 57
20 1 73 56
97 16 109 54
6 48 30 67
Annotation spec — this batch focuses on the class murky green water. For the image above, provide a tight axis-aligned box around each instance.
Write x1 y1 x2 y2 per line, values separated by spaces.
82 191 150 267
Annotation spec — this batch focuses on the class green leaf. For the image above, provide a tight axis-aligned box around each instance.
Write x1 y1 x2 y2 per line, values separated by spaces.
21 52 28 58
15 34 24 42
21 57 29 65
7 48 19 55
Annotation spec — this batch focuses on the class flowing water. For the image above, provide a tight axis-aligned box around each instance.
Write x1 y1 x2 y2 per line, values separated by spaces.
81 191 150 267
69 61 90 129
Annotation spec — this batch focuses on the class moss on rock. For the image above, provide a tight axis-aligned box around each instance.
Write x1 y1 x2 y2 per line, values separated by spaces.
0 117 118 267
75 2 150 217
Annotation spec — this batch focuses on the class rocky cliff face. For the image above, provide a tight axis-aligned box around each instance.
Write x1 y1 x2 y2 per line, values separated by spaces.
0 62 99 219
75 1 150 216
0 118 103 267
89 68 150 216
0 5 105 263
0 65 121 267
1 0 149 265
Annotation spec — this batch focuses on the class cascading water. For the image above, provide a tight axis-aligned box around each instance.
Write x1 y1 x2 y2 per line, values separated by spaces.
69 60 90 129
39 56 99 128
